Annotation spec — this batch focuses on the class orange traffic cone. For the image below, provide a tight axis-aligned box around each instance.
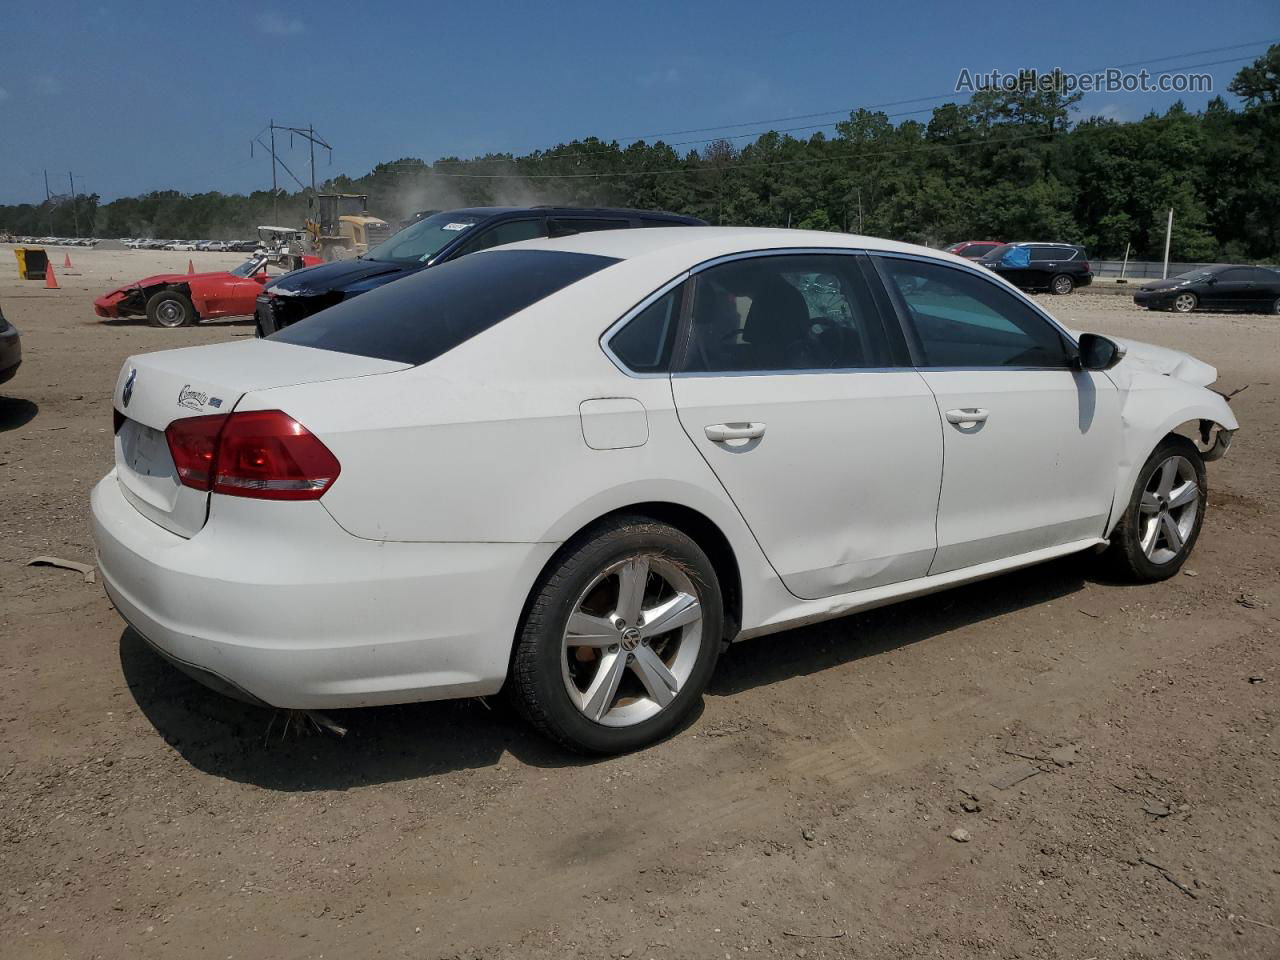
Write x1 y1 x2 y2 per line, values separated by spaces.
187 259 195 274
45 262 59 289
63 252 73 268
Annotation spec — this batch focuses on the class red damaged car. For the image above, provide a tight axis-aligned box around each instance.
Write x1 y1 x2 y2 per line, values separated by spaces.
94 253 321 328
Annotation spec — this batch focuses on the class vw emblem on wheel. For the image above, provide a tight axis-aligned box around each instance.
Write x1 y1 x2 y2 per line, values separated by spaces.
122 368 137 408
620 626 642 651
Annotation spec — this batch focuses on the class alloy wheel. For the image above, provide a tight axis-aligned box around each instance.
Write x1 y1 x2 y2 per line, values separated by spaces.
1052 275 1073 294
561 554 703 727
1174 293 1196 313
1138 455 1199 564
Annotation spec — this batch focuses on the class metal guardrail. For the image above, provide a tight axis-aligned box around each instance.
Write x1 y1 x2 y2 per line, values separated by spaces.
1091 260 1223 279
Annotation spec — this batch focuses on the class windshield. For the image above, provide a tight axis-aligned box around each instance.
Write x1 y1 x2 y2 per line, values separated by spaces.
364 211 485 265
979 244 1016 261
230 256 266 278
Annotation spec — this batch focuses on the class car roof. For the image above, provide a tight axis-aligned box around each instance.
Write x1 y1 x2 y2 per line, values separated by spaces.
499 225 963 265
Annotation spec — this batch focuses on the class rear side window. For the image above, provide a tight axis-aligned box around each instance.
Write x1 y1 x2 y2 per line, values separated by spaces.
607 283 683 373
548 218 631 237
270 249 617 365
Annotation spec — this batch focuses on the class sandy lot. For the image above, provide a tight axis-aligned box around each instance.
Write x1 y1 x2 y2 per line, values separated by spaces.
1 245 1277 960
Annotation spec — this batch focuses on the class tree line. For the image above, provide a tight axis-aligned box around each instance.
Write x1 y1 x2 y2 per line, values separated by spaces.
4 46 1277 262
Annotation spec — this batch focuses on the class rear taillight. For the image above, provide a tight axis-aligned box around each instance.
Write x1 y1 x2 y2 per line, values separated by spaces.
164 410 339 501
165 414 226 491
1081 261 1092 273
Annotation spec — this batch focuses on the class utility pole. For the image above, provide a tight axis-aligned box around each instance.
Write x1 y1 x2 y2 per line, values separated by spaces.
270 118 279 225
253 121 332 223
68 171 79 238
1162 208 1174 279
43 169 53 236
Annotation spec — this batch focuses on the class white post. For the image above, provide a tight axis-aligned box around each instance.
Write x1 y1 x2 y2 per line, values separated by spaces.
1162 208 1173 279
1120 242 1130 280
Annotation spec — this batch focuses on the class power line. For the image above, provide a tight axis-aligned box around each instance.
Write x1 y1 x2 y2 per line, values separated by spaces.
424 38 1277 167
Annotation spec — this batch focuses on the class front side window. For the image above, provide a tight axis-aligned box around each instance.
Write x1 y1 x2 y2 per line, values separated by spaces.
1217 267 1252 282
454 219 545 257
607 284 683 373
876 257 1074 368
681 254 893 373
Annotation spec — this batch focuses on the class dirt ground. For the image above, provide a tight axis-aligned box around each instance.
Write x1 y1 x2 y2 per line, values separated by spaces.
1 244 1277 960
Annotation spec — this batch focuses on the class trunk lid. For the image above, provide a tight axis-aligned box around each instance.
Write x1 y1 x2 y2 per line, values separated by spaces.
112 339 407 537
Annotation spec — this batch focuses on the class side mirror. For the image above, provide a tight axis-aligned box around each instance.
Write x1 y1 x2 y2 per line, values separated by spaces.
1076 333 1126 371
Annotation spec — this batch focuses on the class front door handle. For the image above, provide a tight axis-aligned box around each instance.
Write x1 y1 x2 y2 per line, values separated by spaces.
945 408 989 426
705 422 767 442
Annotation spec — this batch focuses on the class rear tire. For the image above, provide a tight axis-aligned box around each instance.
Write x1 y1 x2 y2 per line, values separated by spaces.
1050 274 1074 295
145 289 196 328
510 515 723 754
1104 436 1207 583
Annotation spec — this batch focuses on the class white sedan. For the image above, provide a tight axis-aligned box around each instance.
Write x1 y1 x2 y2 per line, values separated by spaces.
91 228 1238 753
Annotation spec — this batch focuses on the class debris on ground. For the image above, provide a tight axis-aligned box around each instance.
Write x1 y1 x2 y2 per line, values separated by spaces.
949 828 971 843
1139 856 1198 899
988 760 1042 791
25 556 96 583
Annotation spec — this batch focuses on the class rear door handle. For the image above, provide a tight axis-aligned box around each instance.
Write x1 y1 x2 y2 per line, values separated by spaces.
705 422 766 442
945 408 989 426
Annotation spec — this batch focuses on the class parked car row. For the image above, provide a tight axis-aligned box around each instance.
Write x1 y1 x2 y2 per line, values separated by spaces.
121 238 259 252
6 236 101 247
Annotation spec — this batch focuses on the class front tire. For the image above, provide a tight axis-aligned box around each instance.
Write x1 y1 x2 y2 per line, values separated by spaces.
1050 274 1074 295
510 516 723 754
145 289 196 328
1105 436 1207 582
1173 292 1198 314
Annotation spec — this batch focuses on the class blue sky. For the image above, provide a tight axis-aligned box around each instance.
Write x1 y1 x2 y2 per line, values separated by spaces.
1 0 1276 204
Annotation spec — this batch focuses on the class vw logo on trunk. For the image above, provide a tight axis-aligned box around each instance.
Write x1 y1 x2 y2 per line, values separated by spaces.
122 368 137 408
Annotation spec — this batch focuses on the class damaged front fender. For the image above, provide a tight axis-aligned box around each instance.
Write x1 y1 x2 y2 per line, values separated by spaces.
1105 370 1238 536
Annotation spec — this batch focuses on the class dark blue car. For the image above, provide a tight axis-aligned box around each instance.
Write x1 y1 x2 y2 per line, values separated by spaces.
255 206 705 335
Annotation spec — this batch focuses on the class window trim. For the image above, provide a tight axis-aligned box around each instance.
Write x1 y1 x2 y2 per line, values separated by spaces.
674 249 914 378
599 272 693 378
869 251 1081 371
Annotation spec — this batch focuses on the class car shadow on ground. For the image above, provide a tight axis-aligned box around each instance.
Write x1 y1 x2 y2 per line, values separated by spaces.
0 396 38 431
120 554 1099 791
710 554 1090 697
92 315 255 328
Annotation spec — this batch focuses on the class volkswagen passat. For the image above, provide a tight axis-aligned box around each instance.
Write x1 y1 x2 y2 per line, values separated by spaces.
91 228 1238 754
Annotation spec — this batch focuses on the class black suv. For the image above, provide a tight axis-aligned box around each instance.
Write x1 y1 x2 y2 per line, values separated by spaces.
256 206 706 335
978 242 1093 294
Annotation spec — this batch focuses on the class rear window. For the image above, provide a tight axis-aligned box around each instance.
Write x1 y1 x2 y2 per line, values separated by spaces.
269 249 617 365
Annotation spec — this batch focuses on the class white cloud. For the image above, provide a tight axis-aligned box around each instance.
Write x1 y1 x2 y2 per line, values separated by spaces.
258 11 305 35
0 87 9 101
639 67 681 88
1092 102 1135 122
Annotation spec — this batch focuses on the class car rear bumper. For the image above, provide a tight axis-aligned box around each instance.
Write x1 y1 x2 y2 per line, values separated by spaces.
91 470 556 709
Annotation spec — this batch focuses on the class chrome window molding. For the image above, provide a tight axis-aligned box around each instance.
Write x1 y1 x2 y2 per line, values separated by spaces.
598 271 692 379
598 244 1083 379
